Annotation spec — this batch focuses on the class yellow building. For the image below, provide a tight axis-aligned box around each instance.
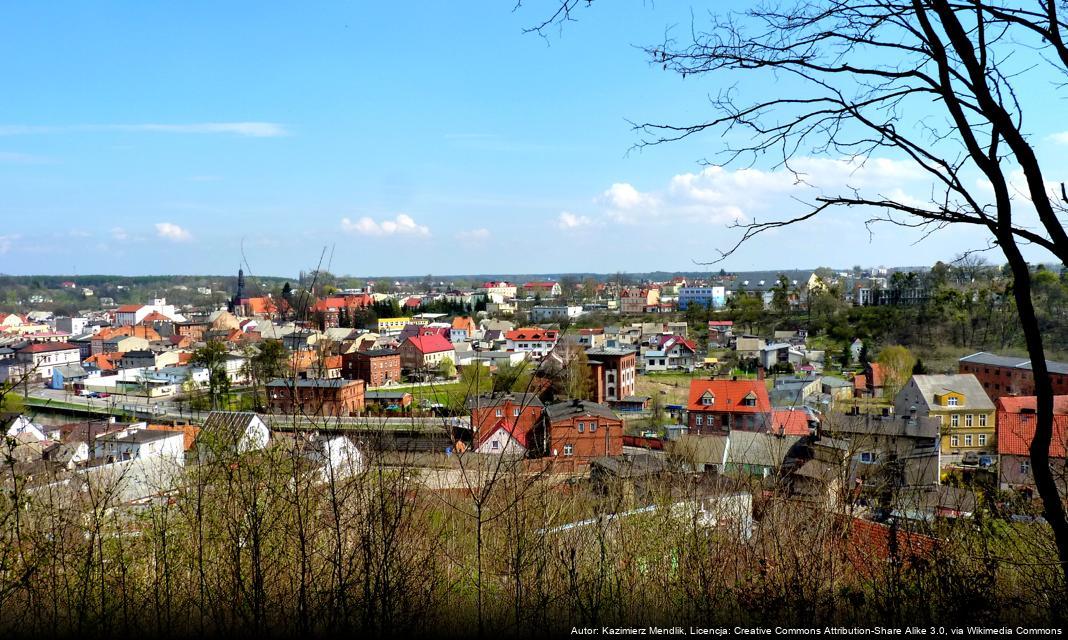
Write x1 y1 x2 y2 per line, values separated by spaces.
376 317 411 334
893 374 996 456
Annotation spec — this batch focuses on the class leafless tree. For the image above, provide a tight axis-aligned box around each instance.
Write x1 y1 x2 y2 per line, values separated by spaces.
524 0 1068 592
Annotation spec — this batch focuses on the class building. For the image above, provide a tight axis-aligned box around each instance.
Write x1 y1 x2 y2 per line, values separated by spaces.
342 349 401 387
14 342 82 381
894 374 996 459
542 399 624 463
482 281 518 303
266 379 365 417
114 298 183 326
94 427 185 463
469 392 545 454
521 281 562 298
398 334 455 372
958 351 1068 400
821 410 942 487
505 328 560 359
377 317 412 335
641 335 697 372
678 286 726 310
620 287 660 315
585 348 637 403
996 395 1068 494
576 328 606 350
197 411 271 459
450 316 476 343
687 379 773 434
529 305 584 323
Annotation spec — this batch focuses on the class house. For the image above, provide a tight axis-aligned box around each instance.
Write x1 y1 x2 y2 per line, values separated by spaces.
641 335 697 372
585 348 637 403
769 376 822 407
114 298 183 326
758 343 803 371
521 281 562 298
398 334 455 373
821 410 942 488
119 350 181 370
856 362 885 397
450 316 476 343
377 317 412 335
707 320 734 347
14 342 82 381
505 328 559 359
342 349 401 387
576 328 606 350
996 395 1068 494
959 351 1068 400
770 408 817 436
821 376 854 404
50 363 89 390
542 399 624 463
726 430 801 477
266 378 365 417
3 414 47 441
469 392 545 454
197 411 271 460
734 335 767 360
482 281 518 303
894 374 996 461
310 295 372 329
620 287 660 315
94 427 185 463
529 306 584 323
687 379 772 433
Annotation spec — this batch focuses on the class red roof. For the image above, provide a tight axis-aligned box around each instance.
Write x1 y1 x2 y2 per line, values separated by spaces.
660 335 696 353
708 320 734 327
522 281 557 289
116 304 143 313
140 311 171 323
18 342 79 354
505 328 559 342
772 409 811 436
998 412 1068 457
867 363 884 388
997 395 1068 415
687 379 771 414
853 374 867 390
404 334 453 355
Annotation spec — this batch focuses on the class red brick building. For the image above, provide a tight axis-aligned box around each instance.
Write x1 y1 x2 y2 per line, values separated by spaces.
542 399 623 462
687 379 772 434
585 348 637 403
959 351 1068 400
266 378 365 416
469 392 545 452
342 349 401 387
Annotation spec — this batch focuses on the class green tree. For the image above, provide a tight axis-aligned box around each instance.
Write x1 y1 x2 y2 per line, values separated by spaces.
191 340 232 410
876 345 916 400
438 357 456 379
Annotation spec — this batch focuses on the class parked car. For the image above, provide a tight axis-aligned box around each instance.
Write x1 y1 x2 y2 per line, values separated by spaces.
962 451 980 466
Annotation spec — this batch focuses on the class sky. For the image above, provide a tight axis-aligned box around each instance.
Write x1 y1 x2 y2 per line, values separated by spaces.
1 1 1066 278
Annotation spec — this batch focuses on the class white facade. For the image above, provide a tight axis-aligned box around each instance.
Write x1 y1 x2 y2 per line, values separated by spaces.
529 306 584 323
476 426 527 455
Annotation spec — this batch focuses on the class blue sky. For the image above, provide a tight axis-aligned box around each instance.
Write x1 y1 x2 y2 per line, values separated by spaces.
1 2 1065 277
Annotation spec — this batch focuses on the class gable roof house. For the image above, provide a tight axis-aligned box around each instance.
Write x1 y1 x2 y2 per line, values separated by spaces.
469 392 545 455
996 395 1068 494
894 374 995 462
504 328 559 359
687 379 773 434
398 334 455 373
196 411 271 461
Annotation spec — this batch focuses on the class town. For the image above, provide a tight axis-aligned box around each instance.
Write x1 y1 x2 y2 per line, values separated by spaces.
2 261 1066 634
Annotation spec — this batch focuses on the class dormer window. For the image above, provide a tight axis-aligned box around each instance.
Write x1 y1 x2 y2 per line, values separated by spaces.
947 397 959 406
742 392 757 407
701 392 715 406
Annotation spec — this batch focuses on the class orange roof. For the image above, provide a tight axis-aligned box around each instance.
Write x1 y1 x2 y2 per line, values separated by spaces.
19 342 79 354
853 374 867 390
997 413 1068 457
404 334 453 354
997 395 1068 415
505 328 559 342
451 316 475 331
772 409 812 436
323 355 343 370
867 363 884 387
687 379 771 414
140 311 171 323
116 304 143 313
85 352 123 371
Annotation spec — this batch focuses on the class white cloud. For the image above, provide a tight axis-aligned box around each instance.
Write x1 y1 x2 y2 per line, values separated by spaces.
111 227 129 241
155 222 192 242
1050 132 1068 145
0 122 288 138
455 228 491 243
0 234 16 254
601 182 659 210
556 211 593 229
341 214 430 237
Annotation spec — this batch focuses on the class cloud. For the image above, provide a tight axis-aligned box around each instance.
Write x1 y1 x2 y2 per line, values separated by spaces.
111 227 129 241
1050 132 1068 145
593 155 928 226
455 228 491 243
340 214 430 237
0 122 288 138
155 222 192 242
556 211 593 229
0 235 16 254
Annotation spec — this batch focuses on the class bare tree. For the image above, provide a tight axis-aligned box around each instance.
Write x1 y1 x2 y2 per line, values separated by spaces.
525 0 1068 591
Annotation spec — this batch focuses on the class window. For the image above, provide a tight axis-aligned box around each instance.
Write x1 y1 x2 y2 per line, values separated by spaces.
965 414 973 427
695 416 703 426
513 408 520 417
860 452 876 463
978 434 987 446
702 394 714 406
948 397 959 406
1021 461 1031 475
495 409 503 417
590 422 597 433
951 414 959 427
964 434 973 446
577 422 584 433
491 440 500 450
979 414 987 427
563 444 574 457
951 435 959 447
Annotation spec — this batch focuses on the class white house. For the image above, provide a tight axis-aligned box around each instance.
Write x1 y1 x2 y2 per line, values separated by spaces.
114 298 185 326
308 434 366 483
14 342 82 381
93 427 185 463
3 414 47 441
481 281 518 304
475 423 527 455
198 411 271 460
529 306 584 323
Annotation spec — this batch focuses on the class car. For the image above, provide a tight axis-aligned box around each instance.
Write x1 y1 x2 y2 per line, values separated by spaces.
961 451 980 466
98 392 110 398
85 392 100 398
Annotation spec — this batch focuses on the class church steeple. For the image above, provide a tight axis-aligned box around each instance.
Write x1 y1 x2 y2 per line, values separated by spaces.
229 267 246 313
